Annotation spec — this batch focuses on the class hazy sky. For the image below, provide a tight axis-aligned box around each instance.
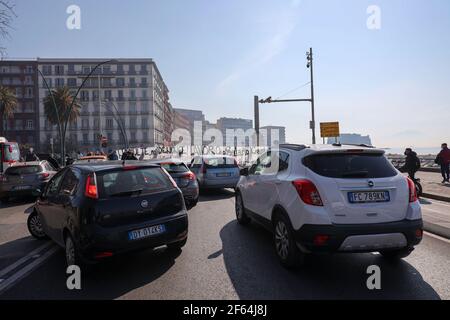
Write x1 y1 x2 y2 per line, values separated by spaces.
4 0 450 148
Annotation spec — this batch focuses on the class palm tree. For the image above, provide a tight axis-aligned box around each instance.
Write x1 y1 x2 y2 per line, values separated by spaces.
0 86 18 136
43 86 81 125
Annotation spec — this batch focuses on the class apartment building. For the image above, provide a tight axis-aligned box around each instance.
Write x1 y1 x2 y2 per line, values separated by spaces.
260 125 286 146
37 58 170 152
216 117 253 147
0 60 40 150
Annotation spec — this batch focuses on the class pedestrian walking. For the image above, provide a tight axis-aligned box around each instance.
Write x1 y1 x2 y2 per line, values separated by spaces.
435 143 450 183
25 147 39 162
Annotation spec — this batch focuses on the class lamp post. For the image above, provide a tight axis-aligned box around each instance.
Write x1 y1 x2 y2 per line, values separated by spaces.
60 60 115 166
37 69 64 166
100 100 129 150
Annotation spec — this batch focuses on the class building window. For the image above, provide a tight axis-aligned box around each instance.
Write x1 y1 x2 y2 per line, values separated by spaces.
103 66 111 74
83 133 88 143
82 65 91 74
117 64 124 74
142 90 147 99
130 117 137 128
82 119 89 129
102 78 112 87
104 90 112 100
106 118 114 129
129 64 136 74
94 118 100 128
67 78 77 87
142 131 148 142
25 66 34 74
55 78 64 87
116 78 125 87
130 90 136 100
129 101 137 113
141 118 148 128
130 131 136 142
26 87 33 97
80 91 89 102
25 120 34 130
141 77 148 86
117 90 124 100
68 64 75 74
42 65 52 75
15 120 22 130
55 65 65 75
129 78 136 87
140 64 148 74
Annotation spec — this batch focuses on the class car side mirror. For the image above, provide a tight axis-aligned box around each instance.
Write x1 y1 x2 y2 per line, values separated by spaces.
240 167 249 176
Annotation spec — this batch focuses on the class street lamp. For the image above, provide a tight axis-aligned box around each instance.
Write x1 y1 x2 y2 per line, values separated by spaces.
60 59 116 166
100 100 129 150
37 69 64 166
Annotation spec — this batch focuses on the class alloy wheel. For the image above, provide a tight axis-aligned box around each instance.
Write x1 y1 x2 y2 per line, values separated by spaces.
275 221 290 260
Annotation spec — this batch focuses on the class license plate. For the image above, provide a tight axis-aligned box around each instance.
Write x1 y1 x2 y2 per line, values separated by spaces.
348 191 390 203
216 173 231 177
128 224 166 241
13 185 32 191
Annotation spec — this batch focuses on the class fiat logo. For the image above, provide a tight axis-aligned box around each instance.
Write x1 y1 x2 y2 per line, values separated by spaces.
141 200 149 208
368 180 374 188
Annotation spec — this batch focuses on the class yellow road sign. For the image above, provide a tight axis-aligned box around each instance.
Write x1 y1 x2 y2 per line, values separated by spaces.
320 122 340 138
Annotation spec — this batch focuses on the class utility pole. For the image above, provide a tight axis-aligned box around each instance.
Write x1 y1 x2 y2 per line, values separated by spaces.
254 96 260 147
255 48 317 146
307 47 316 144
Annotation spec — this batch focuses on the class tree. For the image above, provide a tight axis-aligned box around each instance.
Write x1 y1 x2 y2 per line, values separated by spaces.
0 1 17 57
43 86 81 125
0 85 17 136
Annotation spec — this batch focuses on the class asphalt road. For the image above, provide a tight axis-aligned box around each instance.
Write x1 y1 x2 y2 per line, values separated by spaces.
0 191 449 300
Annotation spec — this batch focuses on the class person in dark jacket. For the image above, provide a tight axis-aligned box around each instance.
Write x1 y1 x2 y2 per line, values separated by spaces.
108 149 119 161
25 148 39 162
435 143 450 183
400 148 421 180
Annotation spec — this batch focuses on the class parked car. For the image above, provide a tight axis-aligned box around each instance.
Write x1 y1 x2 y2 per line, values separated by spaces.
235 144 423 268
0 161 57 202
73 155 108 164
189 155 240 190
150 158 199 209
27 161 188 267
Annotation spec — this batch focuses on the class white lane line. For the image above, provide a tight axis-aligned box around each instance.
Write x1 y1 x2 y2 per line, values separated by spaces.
0 245 59 295
0 241 53 279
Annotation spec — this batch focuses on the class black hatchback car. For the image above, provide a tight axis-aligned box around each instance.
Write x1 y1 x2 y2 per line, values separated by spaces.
27 161 188 267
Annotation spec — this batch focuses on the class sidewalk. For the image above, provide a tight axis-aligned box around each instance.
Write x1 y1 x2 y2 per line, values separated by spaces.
416 171 450 202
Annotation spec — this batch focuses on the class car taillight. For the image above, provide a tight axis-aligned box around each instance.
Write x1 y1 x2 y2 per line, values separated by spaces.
181 172 196 181
292 179 323 206
85 174 98 199
40 172 50 180
407 177 417 203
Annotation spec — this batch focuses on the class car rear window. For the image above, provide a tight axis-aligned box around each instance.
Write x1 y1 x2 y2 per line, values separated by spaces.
5 165 43 175
160 162 189 173
97 167 174 198
204 157 237 169
303 153 397 179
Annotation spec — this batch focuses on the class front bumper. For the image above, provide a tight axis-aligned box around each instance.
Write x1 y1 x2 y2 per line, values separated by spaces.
78 212 188 262
295 219 423 253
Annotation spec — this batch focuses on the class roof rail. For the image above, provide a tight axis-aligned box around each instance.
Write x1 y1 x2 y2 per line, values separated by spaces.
334 143 375 148
278 144 309 151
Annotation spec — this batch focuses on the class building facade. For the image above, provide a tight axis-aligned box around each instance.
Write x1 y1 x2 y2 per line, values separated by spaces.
216 117 253 147
36 58 170 153
260 125 286 147
173 110 191 146
0 60 40 150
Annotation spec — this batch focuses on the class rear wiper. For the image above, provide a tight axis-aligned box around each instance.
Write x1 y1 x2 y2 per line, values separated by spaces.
110 188 143 197
341 171 369 178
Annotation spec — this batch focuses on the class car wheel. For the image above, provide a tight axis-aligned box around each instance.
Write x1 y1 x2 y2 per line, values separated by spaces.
186 198 198 210
379 247 413 260
65 233 83 267
235 192 250 225
167 238 187 250
27 211 48 240
273 213 305 268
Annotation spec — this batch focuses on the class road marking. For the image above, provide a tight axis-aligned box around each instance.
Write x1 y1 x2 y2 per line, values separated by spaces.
0 245 59 295
0 241 53 279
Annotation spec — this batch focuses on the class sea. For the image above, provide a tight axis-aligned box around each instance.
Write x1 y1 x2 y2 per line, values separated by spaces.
382 147 441 156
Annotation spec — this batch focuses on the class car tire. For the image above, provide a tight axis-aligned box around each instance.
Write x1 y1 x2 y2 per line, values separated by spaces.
186 198 198 210
167 238 187 250
235 191 250 225
379 247 413 260
64 233 84 268
273 213 305 268
27 211 49 240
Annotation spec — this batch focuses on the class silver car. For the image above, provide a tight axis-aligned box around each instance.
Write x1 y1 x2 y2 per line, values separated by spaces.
150 158 199 209
0 161 57 202
189 155 240 190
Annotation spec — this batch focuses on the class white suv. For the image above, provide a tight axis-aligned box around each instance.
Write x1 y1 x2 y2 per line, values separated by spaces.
235 144 423 268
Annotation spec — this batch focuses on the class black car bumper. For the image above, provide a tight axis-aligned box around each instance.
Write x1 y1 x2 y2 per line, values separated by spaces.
294 219 423 253
78 212 188 262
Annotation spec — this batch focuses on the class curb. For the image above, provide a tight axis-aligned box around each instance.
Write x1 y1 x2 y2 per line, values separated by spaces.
423 220 450 240
422 193 450 203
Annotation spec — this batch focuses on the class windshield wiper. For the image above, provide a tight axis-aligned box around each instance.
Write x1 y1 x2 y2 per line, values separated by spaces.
341 171 369 178
110 188 143 197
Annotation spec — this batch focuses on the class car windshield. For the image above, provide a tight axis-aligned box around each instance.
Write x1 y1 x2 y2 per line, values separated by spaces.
5 165 42 175
98 167 174 198
204 157 237 169
159 162 189 173
303 152 397 179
